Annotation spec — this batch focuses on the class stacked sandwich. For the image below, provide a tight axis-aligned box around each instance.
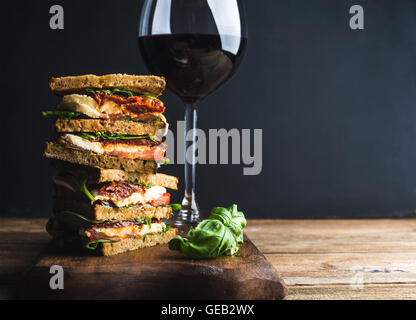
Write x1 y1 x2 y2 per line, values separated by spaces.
43 74 179 256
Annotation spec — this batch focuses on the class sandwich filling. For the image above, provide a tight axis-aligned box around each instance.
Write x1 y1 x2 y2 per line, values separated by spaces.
82 219 166 242
58 133 167 161
58 91 166 123
92 181 170 208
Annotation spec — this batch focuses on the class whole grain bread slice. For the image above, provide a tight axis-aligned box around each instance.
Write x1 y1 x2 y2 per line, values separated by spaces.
54 118 167 136
44 142 158 173
49 74 166 97
100 228 177 256
51 160 178 189
53 197 173 221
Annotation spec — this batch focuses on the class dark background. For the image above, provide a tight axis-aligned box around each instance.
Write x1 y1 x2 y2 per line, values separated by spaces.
2 0 416 218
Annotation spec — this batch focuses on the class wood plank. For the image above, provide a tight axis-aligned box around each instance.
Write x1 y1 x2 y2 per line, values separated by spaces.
285 283 416 300
245 219 416 254
267 252 416 285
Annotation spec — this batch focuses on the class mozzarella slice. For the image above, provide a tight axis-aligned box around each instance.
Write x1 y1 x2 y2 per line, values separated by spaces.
60 133 105 154
58 94 103 118
92 186 167 207
84 222 166 241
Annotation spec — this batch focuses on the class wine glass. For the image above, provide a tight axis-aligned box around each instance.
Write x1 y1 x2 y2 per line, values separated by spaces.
138 0 247 225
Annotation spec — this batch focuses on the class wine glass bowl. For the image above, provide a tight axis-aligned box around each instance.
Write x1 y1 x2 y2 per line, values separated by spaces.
138 0 247 225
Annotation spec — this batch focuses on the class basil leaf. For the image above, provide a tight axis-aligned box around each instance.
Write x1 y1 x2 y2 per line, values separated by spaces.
169 204 246 259
170 203 181 211
160 158 170 165
42 111 85 119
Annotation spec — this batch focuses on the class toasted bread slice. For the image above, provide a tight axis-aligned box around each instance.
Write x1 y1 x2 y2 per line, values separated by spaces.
100 227 177 256
50 74 165 97
54 118 167 136
51 160 178 189
53 197 173 221
44 142 159 173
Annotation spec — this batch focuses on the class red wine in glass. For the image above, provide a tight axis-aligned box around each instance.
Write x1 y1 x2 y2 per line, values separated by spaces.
138 33 247 106
138 0 247 225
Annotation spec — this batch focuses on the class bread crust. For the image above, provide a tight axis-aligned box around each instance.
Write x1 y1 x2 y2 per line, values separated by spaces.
100 228 177 256
44 142 158 173
49 74 166 97
54 119 166 136
53 197 173 221
51 160 178 189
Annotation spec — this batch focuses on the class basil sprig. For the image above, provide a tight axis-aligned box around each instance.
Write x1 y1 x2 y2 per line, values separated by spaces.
78 132 157 142
169 204 247 259
42 110 85 119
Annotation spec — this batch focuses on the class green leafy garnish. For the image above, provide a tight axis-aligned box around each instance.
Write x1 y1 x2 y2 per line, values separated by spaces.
126 181 156 189
159 158 170 165
126 117 162 124
85 239 113 250
78 132 157 142
145 217 152 229
162 225 171 233
169 204 247 259
42 110 85 119
86 88 156 99
50 211 118 235
53 141 63 147
78 179 95 202
170 203 182 211
112 88 134 97
55 211 116 225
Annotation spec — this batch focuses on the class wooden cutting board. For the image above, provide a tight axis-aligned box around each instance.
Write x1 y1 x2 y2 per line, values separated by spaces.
18 230 287 300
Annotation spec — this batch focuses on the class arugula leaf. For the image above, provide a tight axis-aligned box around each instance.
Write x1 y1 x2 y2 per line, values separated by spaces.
85 88 156 99
78 132 156 142
126 181 155 189
55 211 116 225
169 204 247 259
42 111 85 119
78 179 95 202
53 141 63 147
145 217 152 229
85 239 113 250
162 225 171 233
52 211 117 234
126 117 162 124
111 88 134 97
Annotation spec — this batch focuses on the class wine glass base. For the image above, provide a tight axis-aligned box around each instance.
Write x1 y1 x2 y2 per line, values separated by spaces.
172 208 201 226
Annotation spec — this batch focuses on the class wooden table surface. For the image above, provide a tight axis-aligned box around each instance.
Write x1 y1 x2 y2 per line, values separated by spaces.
1 218 416 300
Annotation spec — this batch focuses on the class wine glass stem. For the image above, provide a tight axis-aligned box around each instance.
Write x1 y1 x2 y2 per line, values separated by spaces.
180 104 199 222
